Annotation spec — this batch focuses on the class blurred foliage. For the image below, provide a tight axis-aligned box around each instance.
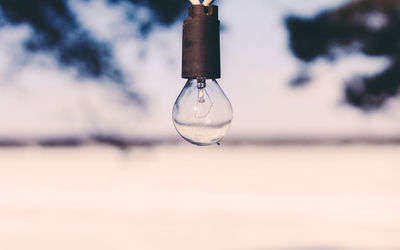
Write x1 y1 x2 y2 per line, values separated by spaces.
0 0 187 96
286 0 400 110
108 0 187 25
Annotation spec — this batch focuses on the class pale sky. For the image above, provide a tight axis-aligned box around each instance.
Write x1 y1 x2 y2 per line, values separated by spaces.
0 0 399 138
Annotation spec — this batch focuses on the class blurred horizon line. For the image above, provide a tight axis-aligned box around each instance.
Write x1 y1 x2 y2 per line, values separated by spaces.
0 134 399 149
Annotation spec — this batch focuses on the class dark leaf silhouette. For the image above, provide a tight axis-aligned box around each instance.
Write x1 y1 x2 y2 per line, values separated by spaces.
0 0 188 100
286 0 400 110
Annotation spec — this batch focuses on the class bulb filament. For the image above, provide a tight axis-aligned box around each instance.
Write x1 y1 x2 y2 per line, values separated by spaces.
195 78 213 118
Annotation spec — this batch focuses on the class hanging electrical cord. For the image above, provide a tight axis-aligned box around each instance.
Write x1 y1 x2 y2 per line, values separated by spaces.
202 0 215 6
189 0 201 4
189 0 215 6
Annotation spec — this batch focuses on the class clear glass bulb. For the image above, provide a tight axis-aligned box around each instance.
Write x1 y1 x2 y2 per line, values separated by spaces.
172 78 233 146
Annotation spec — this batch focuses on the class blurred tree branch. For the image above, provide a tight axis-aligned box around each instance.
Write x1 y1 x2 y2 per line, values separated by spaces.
286 0 400 110
0 0 188 102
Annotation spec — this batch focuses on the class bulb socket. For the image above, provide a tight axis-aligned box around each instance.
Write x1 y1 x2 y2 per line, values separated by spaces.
182 5 221 79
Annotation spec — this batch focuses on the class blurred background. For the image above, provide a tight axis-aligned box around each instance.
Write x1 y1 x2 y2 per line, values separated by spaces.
0 0 399 249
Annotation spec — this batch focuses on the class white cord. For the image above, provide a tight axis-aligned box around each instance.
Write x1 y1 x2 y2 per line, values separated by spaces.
188 0 215 6
189 0 201 5
202 0 214 6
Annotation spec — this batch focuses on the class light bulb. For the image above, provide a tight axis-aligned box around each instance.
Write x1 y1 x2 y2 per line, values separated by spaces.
172 77 233 146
